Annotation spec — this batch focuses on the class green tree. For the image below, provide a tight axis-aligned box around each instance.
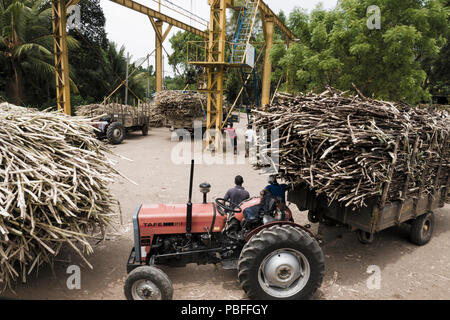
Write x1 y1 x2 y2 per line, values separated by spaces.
100 43 155 104
272 0 448 104
0 0 78 105
168 30 203 73
68 0 109 104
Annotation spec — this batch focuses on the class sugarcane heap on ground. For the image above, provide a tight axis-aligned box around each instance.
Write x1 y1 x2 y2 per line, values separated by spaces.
0 103 121 291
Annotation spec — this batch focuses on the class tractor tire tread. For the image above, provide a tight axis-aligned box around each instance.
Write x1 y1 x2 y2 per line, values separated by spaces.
124 266 173 300
238 225 324 300
106 122 125 145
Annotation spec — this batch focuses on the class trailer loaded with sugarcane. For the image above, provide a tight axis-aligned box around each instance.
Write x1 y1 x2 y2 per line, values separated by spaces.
153 90 239 136
254 88 450 245
76 103 150 145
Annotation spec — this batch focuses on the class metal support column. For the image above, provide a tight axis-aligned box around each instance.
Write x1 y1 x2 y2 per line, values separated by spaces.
154 20 163 92
52 0 71 115
205 0 227 150
261 17 274 107
149 18 173 93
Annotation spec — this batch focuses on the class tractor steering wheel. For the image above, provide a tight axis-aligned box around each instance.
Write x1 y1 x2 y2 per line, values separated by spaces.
215 198 242 216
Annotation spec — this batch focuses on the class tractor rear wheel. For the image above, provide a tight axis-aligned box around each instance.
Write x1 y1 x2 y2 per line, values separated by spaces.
238 225 325 300
124 266 173 300
107 122 125 145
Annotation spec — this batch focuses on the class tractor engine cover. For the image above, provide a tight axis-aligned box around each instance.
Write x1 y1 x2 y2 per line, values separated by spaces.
133 204 226 262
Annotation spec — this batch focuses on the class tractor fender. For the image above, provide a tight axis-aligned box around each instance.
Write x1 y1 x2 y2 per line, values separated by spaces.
244 221 315 243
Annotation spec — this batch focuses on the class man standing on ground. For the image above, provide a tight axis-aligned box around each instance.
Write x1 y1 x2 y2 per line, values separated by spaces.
244 125 255 158
224 175 250 207
225 124 238 155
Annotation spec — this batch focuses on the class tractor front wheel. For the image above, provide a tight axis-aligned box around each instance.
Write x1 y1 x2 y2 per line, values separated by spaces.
124 266 173 300
238 225 325 300
107 122 125 145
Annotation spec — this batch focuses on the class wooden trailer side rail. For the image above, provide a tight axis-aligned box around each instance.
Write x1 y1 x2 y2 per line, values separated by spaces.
396 136 420 224
370 138 400 234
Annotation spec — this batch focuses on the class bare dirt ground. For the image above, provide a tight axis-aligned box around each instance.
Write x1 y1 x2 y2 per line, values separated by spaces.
4 119 450 300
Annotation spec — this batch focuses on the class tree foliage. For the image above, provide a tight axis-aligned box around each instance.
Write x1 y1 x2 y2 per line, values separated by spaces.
0 0 154 108
272 0 449 104
0 0 78 105
0 1 448 108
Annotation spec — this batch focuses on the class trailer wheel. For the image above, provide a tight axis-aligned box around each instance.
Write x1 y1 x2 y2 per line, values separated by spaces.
124 266 173 300
238 225 325 300
410 211 435 246
357 230 374 244
142 124 149 136
107 122 125 145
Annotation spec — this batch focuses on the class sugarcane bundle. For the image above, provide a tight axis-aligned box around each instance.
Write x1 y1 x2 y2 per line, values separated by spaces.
75 103 151 118
75 104 104 117
147 103 166 128
253 88 450 208
0 103 120 291
154 90 206 120
418 104 450 112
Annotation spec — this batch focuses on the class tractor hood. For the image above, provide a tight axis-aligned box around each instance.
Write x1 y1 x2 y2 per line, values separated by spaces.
133 203 228 262
137 203 225 234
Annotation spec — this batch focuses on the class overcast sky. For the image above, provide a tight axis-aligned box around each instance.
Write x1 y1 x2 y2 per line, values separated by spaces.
98 0 338 76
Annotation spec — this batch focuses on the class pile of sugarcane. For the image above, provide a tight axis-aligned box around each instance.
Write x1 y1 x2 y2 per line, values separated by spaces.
75 103 167 128
147 103 166 128
418 104 450 112
253 89 450 208
0 103 120 291
75 103 149 118
154 90 206 120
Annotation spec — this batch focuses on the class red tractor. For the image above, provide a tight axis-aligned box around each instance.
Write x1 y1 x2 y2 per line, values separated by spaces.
124 161 325 300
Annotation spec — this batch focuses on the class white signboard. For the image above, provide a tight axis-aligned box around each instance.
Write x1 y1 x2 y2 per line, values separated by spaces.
245 44 255 68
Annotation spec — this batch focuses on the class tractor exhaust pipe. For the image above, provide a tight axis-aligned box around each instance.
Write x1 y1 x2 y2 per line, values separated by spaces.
186 160 195 235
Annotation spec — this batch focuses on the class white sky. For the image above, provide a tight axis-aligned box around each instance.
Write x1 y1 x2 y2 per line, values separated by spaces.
99 0 338 76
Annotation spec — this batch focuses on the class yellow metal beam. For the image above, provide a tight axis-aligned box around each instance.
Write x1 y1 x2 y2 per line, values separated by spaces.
109 0 208 39
204 0 228 150
261 17 274 107
52 0 71 115
149 18 172 92
66 0 80 7
256 0 295 41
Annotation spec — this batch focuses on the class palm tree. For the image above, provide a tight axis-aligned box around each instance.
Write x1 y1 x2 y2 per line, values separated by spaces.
0 0 78 105
102 41 127 90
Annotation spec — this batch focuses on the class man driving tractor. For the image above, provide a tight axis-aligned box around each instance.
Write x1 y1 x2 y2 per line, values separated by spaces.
224 175 250 208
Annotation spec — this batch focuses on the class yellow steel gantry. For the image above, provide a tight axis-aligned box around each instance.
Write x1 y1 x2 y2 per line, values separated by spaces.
109 0 209 92
187 0 295 148
52 0 295 137
52 0 208 115
52 0 78 115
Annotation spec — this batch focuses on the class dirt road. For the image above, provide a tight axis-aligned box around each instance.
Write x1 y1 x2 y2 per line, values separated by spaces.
5 123 450 300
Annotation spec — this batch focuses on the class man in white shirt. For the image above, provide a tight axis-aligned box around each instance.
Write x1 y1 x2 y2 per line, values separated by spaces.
244 125 255 158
